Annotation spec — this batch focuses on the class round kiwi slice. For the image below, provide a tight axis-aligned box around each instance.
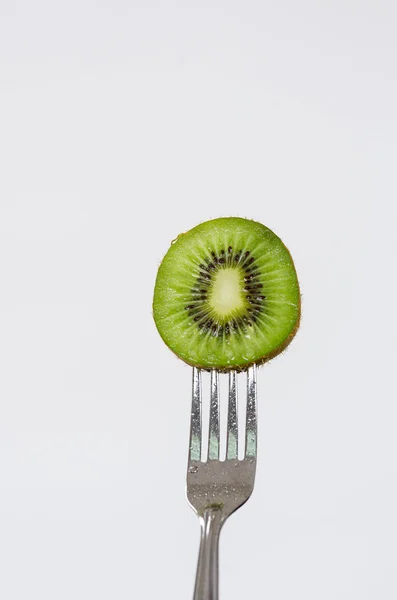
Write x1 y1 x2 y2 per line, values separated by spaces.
153 217 300 371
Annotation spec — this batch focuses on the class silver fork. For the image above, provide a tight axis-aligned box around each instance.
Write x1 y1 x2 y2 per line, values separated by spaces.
186 365 257 600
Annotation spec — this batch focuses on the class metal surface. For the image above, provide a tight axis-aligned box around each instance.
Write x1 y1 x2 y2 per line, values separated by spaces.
186 365 258 600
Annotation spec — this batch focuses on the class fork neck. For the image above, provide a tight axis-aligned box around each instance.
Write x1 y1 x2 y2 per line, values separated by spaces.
200 505 223 536
194 506 223 600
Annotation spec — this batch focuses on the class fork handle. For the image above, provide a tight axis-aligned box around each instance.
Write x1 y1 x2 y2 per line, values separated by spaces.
193 507 223 600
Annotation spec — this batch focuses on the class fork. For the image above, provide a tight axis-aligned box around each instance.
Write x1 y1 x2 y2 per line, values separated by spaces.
186 365 257 600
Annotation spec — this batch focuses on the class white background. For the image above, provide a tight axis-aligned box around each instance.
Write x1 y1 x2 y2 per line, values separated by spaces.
1 1 397 598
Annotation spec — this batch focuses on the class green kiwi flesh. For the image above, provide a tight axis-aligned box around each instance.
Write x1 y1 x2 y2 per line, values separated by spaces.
153 217 300 370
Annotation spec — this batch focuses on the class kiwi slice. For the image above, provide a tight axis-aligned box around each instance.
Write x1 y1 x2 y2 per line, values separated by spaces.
153 217 300 370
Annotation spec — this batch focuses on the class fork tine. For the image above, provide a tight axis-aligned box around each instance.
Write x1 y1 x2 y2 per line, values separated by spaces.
189 367 202 461
245 365 257 458
226 370 238 460
208 370 220 460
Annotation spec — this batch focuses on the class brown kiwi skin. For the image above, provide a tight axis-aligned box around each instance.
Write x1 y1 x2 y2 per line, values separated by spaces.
154 218 301 372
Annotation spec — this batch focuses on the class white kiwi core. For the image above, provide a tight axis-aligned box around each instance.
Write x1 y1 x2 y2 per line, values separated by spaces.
209 268 245 317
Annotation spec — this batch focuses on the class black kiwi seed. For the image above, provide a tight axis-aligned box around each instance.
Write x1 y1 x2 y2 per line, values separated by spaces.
189 308 204 316
211 251 218 264
245 283 263 290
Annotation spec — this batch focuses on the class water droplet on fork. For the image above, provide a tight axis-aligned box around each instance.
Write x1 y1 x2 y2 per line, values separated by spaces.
189 466 199 473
